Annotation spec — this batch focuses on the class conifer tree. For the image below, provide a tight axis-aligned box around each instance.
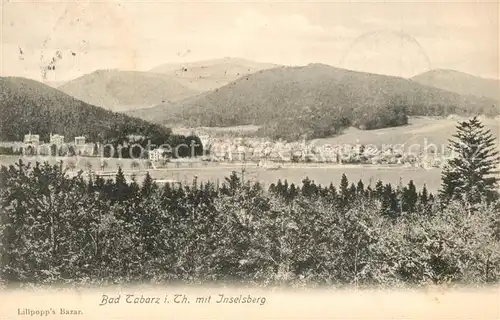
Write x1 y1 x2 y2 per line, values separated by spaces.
402 180 418 213
224 171 241 195
356 179 365 196
319 184 329 198
328 182 335 192
250 181 264 196
418 184 433 213
129 176 140 200
301 177 316 198
429 193 435 203
374 180 384 200
95 175 105 193
339 173 349 207
366 185 374 199
340 173 349 195
114 166 129 202
268 183 277 195
328 183 338 201
420 184 428 206
288 183 299 200
283 180 289 196
381 184 398 218
348 183 357 201
141 172 154 198
440 117 499 205
115 166 127 185
275 179 284 196
161 182 173 206
87 174 95 194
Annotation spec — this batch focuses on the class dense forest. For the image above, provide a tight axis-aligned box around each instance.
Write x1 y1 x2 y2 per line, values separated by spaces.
1 161 499 288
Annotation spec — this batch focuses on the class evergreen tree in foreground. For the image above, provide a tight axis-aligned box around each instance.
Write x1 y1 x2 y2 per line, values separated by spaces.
440 116 500 205
402 180 418 213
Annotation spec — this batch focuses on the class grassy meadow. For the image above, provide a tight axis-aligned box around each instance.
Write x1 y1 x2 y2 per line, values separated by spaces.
143 165 442 192
0 154 442 192
313 116 499 150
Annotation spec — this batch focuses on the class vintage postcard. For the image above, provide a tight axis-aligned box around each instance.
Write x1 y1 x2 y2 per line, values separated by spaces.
0 0 499 319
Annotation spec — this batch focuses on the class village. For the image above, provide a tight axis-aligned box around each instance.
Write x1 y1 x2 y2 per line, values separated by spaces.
0 131 449 171
197 135 448 169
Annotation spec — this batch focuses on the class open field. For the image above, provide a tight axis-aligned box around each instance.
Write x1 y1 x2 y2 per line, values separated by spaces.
0 155 147 171
143 165 443 192
0 155 443 192
171 124 261 137
312 116 499 150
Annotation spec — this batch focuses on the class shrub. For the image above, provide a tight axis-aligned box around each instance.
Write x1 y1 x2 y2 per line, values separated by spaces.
0 160 498 288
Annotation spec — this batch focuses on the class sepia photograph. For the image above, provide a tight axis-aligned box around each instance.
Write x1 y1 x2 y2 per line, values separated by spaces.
0 0 499 318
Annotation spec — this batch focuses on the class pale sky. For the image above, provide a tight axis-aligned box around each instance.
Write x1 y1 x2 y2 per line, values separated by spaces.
1 1 498 83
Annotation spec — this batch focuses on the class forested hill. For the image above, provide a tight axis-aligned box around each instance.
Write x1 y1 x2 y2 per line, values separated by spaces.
411 69 500 101
130 64 498 141
0 77 173 144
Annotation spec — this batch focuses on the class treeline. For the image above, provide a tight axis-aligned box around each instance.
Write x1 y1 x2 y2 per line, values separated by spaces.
257 104 408 141
0 146 22 156
256 102 497 142
1 160 499 288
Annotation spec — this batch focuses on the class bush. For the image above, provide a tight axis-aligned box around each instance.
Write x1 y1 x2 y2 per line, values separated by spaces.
0 161 498 288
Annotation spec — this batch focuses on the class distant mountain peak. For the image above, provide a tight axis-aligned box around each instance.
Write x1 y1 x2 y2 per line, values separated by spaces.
306 62 332 68
149 57 280 92
90 68 120 74
57 69 196 112
412 69 499 100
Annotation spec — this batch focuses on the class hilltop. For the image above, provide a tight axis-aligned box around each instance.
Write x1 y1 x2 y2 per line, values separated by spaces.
411 69 500 101
44 80 66 88
57 69 196 112
129 64 498 141
150 57 279 92
0 77 174 143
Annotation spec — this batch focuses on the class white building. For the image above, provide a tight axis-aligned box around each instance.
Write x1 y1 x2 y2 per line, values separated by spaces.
149 148 168 162
75 143 96 156
49 133 64 145
24 133 40 145
74 136 86 145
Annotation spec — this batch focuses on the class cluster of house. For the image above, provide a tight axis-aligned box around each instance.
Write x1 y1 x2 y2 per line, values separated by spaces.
24 132 87 146
145 134 448 169
191 136 449 168
21 133 96 156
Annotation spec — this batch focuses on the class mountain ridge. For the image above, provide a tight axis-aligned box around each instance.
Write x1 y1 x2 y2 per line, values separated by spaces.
57 69 196 112
127 64 498 141
149 57 280 92
411 69 500 101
